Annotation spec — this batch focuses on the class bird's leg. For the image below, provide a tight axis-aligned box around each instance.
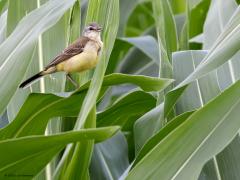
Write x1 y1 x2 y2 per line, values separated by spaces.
66 73 78 88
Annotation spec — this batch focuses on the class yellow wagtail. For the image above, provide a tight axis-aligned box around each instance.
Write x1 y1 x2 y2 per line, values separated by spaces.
19 22 103 88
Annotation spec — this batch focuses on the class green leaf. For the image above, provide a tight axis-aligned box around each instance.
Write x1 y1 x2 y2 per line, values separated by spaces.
176 7 240 89
97 90 157 130
79 73 173 92
170 0 186 14
203 0 238 49
118 0 143 36
62 107 96 180
133 111 194 167
0 11 7 44
0 126 120 178
90 132 129 180
134 104 164 154
127 80 240 180
0 0 7 15
6 0 37 36
3 0 38 122
0 0 76 115
173 50 240 179
172 50 221 113
0 73 170 140
202 0 239 94
180 0 210 50
125 2 154 37
119 36 159 65
7 2 68 143
189 0 210 41
152 0 178 78
106 38 132 75
173 50 222 179
117 33 160 76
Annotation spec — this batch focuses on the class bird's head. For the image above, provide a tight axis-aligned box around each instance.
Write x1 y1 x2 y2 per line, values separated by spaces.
83 22 102 40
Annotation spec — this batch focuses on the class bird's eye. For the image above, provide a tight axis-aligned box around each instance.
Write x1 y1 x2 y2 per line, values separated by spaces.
89 27 94 30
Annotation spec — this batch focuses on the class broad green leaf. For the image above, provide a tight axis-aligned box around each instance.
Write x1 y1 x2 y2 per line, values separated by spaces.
7 1 68 138
133 111 194 167
0 73 167 139
173 50 220 179
173 50 240 180
0 0 76 115
173 51 205 113
79 73 173 92
203 0 239 92
90 132 129 180
127 79 240 180
4 0 38 123
97 90 156 130
172 50 221 112
0 92 85 139
168 6 240 101
0 126 119 178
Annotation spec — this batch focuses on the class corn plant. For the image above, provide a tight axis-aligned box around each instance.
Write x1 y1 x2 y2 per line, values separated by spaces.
0 0 240 179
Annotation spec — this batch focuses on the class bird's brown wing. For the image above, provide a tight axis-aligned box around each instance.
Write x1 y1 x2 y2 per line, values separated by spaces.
45 36 90 69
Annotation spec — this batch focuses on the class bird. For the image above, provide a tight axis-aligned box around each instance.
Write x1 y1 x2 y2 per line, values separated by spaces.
19 22 103 88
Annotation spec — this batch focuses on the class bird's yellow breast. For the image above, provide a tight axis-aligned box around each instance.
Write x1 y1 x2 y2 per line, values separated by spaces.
56 41 100 73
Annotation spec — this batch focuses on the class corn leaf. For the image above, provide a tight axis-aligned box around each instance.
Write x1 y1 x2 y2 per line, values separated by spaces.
0 0 76 115
0 126 119 178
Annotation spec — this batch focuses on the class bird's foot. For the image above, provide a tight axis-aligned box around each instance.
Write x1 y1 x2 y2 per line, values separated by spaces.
66 74 79 89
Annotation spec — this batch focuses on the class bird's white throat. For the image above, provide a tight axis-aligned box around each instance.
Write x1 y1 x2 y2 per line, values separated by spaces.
85 31 101 42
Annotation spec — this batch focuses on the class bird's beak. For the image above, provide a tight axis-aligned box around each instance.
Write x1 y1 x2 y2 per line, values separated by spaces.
97 27 102 32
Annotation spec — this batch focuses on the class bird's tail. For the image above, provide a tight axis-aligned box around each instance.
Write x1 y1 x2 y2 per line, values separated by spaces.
19 67 56 88
19 72 43 88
